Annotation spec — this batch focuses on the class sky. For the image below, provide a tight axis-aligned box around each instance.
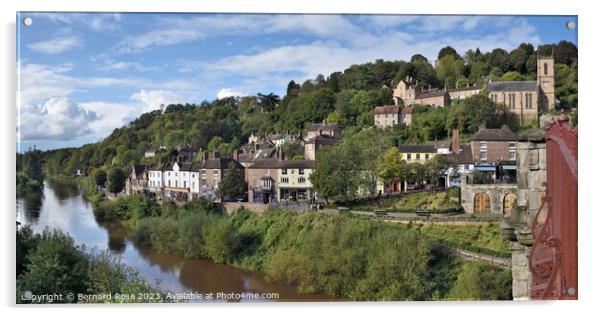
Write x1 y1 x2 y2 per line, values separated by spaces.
16 13 577 152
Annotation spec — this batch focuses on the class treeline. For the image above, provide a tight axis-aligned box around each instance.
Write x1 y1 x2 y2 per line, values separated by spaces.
16 148 44 194
91 196 511 300
37 41 576 178
16 227 167 303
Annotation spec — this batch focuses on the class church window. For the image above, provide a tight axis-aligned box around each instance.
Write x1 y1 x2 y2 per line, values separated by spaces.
544 63 548 75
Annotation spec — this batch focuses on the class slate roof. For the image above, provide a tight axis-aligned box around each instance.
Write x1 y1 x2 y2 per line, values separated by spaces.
132 165 146 176
309 123 340 133
471 126 517 141
238 148 276 163
398 145 437 153
201 158 243 170
374 105 400 115
449 85 481 92
247 159 315 169
416 89 447 99
456 144 474 164
487 81 537 92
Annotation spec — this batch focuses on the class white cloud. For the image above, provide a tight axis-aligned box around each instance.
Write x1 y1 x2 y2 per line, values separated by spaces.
115 29 205 53
80 101 138 136
31 13 122 32
100 61 160 72
129 89 190 111
217 88 245 99
19 97 98 141
28 36 82 54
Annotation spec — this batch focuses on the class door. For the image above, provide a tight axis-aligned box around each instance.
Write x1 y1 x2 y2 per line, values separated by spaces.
474 193 491 213
503 193 517 215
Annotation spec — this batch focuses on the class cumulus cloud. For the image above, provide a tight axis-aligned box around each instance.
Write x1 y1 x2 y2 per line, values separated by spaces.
217 88 245 99
18 97 98 141
129 89 190 110
28 36 82 54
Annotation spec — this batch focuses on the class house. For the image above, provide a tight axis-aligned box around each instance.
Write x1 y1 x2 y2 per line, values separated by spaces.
305 122 340 141
197 157 244 193
163 161 194 201
304 135 338 160
148 162 168 198
458 124 519 214
266 133 296 148
487 56 555 125
399 145 438 163
175 146 200 163
448 85 482 100
237 147 276 168
125 165 149 196
248 133 261 144
374 105 412 128
393 77 450 107
245 158 316 204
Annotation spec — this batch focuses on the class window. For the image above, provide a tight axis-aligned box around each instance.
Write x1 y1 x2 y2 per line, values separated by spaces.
425 154 430 160
168 172 171 176
480 142 488 161
281 177 289 183
175 180 178 187
406 153 412 160
213 170 218 175
416 154 421 160
510 93 516 109
299 169 304 175
298 177 306 184
544 63 548 75
282 169 288 175
526 93 532 109
201 179 207 186
168 180 171 187
509 142 517 160
183 181 186 188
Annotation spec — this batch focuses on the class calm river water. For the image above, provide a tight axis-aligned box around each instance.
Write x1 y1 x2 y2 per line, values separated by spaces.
16 182 335 302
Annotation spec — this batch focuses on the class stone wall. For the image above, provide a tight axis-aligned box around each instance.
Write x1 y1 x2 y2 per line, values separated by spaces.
503 128 547 300
460 180 517 214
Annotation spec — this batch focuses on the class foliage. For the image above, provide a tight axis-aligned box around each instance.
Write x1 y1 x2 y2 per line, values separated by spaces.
107 167 126 195
447 262 512 300
217 161 246 201
93 169 107 187
16 227 167 304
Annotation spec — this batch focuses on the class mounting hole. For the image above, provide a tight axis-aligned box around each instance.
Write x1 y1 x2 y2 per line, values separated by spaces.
23 17 32 26
566 21 576 30
567 287 576 295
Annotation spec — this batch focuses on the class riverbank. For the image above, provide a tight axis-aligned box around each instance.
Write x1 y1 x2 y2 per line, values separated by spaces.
91 192 512 301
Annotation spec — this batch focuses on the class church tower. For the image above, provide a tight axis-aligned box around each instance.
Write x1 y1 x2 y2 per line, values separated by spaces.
537 55 555 111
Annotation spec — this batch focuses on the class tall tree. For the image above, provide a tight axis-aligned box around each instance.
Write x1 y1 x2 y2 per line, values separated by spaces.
217 161 246 202
107 168 126 196
257 93 281 112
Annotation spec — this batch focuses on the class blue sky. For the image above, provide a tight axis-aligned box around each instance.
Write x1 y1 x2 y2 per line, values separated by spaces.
16 13 577 151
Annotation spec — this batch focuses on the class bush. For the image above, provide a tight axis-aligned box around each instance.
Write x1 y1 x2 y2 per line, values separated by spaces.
447 262 512 300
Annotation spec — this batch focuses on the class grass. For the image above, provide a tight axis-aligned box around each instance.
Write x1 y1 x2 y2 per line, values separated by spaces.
342 188 461 213
403 222 511 258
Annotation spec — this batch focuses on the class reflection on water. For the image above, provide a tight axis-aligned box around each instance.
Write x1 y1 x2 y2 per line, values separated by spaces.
17 181 336 302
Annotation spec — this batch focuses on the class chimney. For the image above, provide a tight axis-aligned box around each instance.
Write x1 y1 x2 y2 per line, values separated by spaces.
451 129 460 154
212 150 220 159
479 123 486 131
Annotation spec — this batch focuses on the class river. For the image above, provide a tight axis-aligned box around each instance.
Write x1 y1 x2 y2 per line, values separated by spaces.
16 181 335 302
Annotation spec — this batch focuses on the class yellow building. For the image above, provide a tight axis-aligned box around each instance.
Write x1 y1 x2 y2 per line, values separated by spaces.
399 145 438 164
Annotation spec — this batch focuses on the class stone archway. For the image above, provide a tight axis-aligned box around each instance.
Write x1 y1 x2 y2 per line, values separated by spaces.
474 193 491 213
503 193 518 215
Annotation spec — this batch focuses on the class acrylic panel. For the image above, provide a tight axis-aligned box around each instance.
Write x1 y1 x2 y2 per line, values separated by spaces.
16 12 578 303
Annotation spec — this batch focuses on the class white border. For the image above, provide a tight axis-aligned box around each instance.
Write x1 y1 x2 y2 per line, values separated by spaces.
2 1 599 316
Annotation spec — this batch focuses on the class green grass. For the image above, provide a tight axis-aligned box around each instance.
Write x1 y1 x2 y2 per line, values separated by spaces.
343 189 461 213
404 222 511 258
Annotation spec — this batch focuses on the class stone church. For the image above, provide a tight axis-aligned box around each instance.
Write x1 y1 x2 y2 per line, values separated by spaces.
487 56 556 125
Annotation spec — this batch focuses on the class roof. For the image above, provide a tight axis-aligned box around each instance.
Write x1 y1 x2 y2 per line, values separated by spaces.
456 144 473 164
266 133 293 141
132 165 146 176
149 162 169 171
487 81 537 92
306 135 338 146
238 148 276 163
416 89 447 99
449 85 481 92
398 145 437 153
201 158 243 170
248 159 315 169
309 123 340 132
401 107 413 114
471 125 517 141
374 105 400 115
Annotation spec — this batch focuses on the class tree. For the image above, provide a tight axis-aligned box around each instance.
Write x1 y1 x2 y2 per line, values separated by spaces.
217 162 246 202
207 136 223 153
281 141 304 159
93 169 107 187
377 148 404 190
257 93 281 112
438 46 461 60
424 155 458 188
499 71 525 82
107 168 126 196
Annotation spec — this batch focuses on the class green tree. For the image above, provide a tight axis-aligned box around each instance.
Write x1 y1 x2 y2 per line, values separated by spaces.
377 147 404 190
217 161 246 202
499 71 525 81
93 169 107 187
107 168 126 196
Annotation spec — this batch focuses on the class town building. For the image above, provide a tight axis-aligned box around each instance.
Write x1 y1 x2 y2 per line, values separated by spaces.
305 122 341 141
125 165 149 196
373 105 412 128
487 56 556 125
304 135 338 160
266 133 296 148
393 78 450 108
197 157 244 200
399 145 438 163
245 158 316 204
448 85 482 100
